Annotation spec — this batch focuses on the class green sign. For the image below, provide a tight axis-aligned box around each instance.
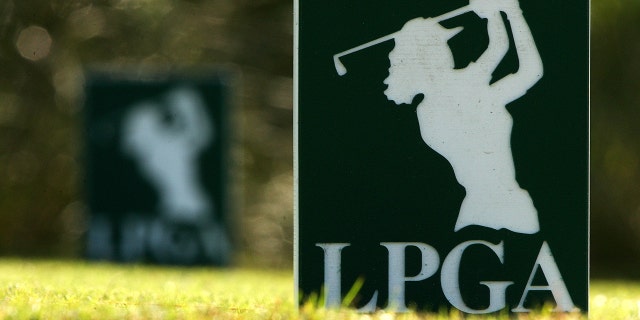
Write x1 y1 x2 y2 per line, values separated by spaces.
296 0 588 313
84 72 232 266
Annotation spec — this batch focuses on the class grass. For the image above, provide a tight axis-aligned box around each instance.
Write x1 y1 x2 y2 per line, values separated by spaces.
0 259 637 319
0 259 293 319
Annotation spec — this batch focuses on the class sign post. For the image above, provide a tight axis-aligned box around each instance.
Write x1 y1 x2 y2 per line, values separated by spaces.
295 0 588 313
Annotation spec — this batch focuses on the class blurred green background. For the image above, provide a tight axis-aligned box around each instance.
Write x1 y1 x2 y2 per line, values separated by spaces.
0 0 293 267
0 0 637 275
591 0 640 277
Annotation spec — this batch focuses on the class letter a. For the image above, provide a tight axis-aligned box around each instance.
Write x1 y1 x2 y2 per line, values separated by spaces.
513 242 576 312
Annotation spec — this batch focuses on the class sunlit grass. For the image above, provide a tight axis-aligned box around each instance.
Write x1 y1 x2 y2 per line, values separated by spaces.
0 259 637 319
590 280 640 320
0 259 294 319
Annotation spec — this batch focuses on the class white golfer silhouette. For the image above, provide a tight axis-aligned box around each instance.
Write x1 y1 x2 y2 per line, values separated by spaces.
122 86 214 223
122 86 231 263
336 0 543 233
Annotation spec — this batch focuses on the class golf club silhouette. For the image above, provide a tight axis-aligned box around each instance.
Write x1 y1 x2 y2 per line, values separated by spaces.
333 5 470 76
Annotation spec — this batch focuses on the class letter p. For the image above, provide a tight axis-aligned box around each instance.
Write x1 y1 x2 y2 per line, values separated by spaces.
381 242 440 312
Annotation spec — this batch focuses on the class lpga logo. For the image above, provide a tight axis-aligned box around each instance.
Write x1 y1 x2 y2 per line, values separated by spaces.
334 0 543 234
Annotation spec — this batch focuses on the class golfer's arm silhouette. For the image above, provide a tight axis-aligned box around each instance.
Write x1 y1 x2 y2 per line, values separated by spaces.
473 0 544 104
334 0 543 234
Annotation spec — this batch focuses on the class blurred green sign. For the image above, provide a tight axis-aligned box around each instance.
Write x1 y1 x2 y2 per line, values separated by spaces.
296 0 588 313
84 72 232 266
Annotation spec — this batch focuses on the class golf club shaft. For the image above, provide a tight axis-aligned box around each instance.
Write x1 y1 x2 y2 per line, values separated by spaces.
334 5 470 75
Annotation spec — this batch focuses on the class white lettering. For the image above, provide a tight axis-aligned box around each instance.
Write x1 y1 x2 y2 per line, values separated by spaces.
315 240 576 314
381 242 440 311
316 243 379 310
316 243 350 308
512 241 576 312
441 240 513 314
